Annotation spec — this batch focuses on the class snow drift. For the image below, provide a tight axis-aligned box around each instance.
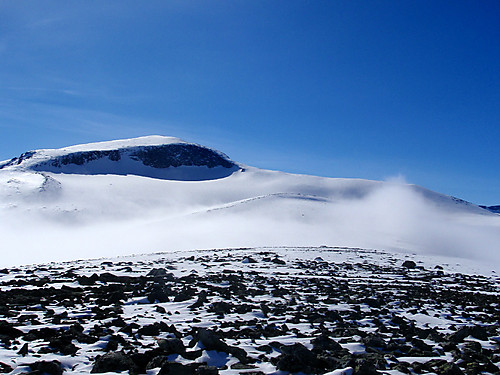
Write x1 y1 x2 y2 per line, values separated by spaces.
0 136 499 269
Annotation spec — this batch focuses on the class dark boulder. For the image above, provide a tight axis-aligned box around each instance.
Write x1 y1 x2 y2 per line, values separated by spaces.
28 360 64 375
311 334 343 353
91 352 137 374
158 362 198 375
354 359 380 375
402 260 417 269
156 305 167 313
189 291 208 309
275 343 318 373
157 338 185 354
0 362 12 373
173 291 192 302
147 287 170 303
48 336 79 356
272 258 286 265
197 329 249 363
363 333 387 350
146 355 170 370
23 327 59 341
137 324 161 336
196 365 219 375
147 269 173 278
209 301 233 315
446 325 488 343
76 274 99 286
435 362 464 375
17 343 28 356
0 320 23 339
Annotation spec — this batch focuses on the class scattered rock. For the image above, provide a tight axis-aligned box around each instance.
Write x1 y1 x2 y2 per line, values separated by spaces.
0 249 498 375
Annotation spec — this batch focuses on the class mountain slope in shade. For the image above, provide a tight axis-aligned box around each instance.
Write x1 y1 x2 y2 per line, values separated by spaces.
0 136 499 269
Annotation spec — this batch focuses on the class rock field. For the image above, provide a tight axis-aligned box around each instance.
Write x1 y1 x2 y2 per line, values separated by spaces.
0 247 498 375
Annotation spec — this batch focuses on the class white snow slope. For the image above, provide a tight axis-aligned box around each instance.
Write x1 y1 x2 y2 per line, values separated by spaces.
0 135 499 270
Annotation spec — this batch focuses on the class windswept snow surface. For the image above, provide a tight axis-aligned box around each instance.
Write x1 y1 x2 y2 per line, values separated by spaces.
0 136 499 270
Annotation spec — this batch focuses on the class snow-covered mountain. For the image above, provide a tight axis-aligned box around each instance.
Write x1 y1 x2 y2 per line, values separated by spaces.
0 135 239 181
0 135 499 269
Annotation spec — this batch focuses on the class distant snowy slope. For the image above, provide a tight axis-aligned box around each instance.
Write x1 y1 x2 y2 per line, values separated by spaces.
0 136 499 269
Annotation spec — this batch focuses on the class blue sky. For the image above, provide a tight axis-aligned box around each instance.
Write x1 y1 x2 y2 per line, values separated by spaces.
1 1 499 205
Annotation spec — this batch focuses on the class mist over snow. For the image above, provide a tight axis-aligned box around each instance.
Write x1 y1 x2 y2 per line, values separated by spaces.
0 136 499 270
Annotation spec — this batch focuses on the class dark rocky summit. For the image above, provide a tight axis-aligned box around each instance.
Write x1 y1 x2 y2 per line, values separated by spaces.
0 141 239 181
24 144 235 171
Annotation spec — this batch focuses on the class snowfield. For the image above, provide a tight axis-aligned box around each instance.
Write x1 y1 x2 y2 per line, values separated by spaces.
0 136 499 270
0 136 499 375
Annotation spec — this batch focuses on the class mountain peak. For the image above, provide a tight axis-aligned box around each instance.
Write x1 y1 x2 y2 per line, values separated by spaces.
0 136 239 181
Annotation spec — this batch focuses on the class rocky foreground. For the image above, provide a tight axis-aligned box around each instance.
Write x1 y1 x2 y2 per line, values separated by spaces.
0 247 498 375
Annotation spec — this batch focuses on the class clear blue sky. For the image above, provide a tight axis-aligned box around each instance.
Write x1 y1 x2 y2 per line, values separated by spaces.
1 1 499 205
